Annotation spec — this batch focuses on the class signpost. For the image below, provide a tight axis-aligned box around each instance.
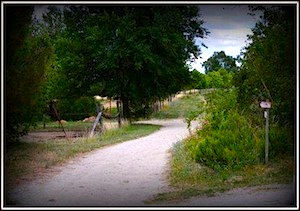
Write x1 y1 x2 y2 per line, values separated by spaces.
260 100 271 164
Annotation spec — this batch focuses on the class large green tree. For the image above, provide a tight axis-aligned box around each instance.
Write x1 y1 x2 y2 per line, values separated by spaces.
5 6 53 142
48 6 208 119
202 51 237 74
234 6 295 128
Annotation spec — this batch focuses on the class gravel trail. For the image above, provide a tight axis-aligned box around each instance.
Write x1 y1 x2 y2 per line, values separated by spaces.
7 118 296 208
8 119 198 207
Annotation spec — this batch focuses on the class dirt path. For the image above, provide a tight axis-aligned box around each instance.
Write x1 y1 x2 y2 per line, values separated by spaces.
7 118 296 207
8 119 198 206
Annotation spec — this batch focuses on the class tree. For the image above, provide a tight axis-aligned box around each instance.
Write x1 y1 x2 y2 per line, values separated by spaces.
49 6 208 120
234 6 295 127
205 71 223 88
189 69 206 89
202 51 237 74
204 68 234 89
5 5 53 142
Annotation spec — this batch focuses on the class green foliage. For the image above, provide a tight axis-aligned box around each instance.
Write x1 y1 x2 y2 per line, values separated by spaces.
205 71 222 89
188 69 207 89
55 97 97 121
5 6 53 142
202 51 238 74
186 89 265 171
191 111 264 171
269 125 294 158
234 6 295 127
185 89 293 172
190 68 234 89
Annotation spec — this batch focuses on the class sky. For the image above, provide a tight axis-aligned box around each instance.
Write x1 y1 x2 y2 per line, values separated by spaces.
190 4 262 73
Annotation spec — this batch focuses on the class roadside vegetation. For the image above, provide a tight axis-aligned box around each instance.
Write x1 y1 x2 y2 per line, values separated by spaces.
149 89 294 203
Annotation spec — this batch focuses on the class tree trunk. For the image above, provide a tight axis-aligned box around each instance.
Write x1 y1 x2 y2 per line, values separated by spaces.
121 96 131 123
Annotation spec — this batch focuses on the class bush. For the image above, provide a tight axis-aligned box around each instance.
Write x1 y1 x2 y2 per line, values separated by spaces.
186 89 265 171
190 110 264 171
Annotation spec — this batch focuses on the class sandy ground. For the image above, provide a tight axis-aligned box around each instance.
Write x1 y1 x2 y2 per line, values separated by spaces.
7 119 296 208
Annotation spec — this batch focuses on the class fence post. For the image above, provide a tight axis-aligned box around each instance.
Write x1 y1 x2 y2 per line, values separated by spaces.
89 111 103 138
117 99 121 128
53 105 69 141
265 108 269 164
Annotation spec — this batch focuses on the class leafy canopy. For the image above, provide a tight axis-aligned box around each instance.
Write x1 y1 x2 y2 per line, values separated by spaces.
45 6 209 119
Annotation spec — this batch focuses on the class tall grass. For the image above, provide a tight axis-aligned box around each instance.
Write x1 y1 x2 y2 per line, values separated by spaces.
151 93 204 119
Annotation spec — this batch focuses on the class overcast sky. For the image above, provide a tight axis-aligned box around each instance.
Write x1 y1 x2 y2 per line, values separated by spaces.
191 4 262 73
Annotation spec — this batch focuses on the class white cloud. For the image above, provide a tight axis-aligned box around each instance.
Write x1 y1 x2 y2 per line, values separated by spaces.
191 4 259 73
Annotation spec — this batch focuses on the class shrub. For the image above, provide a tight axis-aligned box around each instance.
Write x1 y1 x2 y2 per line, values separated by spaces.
191 110 264 171
186 89 265 171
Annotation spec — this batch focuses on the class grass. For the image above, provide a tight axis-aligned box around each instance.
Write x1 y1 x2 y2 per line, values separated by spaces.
5 123 161 191
151 92 204 119
32 120 98 132
148 140 294 203
147 89 295 203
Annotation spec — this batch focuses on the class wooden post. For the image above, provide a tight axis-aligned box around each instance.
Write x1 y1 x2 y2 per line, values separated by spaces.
117 99 121 128
53 106 69 141
265 108 269 164
260 100 271 164
89 111 102 138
